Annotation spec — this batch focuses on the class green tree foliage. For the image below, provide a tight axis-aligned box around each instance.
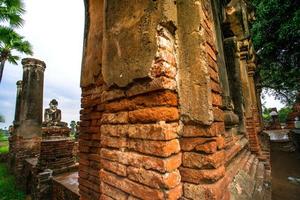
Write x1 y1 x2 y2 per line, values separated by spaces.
0 27 32 83
262 106 292 123
70 120 76 136
251 0 300 104
0 0 24 27
0 0 32 83
262 106 272 122
278 107 293 123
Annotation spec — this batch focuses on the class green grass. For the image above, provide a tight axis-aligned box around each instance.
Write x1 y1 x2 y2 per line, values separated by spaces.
0 141 9 154
0 163 25 200
0 134 7 141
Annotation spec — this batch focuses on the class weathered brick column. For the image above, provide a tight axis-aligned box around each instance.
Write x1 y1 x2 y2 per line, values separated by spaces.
8 80 23 170
176 1 228 199
223 37 247 134
248 62 263 133
79 1 181 199
13 58 46 182
13 80 23 126
19 58 45 130
79 1 270 199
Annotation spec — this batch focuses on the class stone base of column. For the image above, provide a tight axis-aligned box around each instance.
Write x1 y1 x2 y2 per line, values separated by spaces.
37 127 77 175
11 136 41 187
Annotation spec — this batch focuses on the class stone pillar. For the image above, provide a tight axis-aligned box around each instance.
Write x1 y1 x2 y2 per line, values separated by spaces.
177 1 227 199
8 80 23 170
13 80 23 127
248 62 263 132
18 58 46 136
255 76 264 130
13 58 46 185
224 37 247 134
237 40 253 118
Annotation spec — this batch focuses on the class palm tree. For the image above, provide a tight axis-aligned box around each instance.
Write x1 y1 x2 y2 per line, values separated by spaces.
0 0 25 27
0 27 32 83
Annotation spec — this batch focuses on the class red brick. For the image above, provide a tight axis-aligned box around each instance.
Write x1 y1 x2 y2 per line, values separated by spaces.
180 166 225 184
100 170 165 200
101 112 128 124
126 77 176 97
78 178 100 193
216 135 225 150
206 43 217 61
105 91 178 112
101 123 179 141
183 182 225 200
182 151 225 169
101 183 128 200
165 183 183 200
100 135 127 148
195 141 218 154
129 107 179 123
180 137 215 152
127 139 180 157
213 107 224 122
100 148 181 173
101 89 125 103
100 194 114 200
209 66 219 83
212 92 222 107
183 123 225 137
100 159 127 177
210 80 221 94
127 167 181 189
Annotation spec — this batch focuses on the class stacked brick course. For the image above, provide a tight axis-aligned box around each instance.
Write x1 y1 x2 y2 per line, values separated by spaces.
79 26 181 200
38 138 75 172
178 2 227 199
38 127 76 174
78 0 272 199
10 135 41 183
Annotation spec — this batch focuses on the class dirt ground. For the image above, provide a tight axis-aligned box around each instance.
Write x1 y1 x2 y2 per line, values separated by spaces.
271 143 300 200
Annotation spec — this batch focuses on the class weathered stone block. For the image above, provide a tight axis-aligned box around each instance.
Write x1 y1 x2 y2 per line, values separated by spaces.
182 123 225 137
180 166 225 184
100 148 181 173
128 107 179 123
101 183 128 200
182 151 225 169
127 167 181 189
101 123 179 141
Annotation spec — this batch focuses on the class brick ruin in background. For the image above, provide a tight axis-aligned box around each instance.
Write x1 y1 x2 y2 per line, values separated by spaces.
286 93 300 129
78 0 270 200
8 58 46 183
8 58 79 200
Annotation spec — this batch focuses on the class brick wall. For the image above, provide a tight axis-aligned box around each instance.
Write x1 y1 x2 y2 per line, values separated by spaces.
178 2 223 199
78 1 270 199
11 136 41 186
79 26 182 200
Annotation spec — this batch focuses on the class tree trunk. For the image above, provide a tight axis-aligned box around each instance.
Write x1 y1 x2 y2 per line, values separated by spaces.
0 59 6 83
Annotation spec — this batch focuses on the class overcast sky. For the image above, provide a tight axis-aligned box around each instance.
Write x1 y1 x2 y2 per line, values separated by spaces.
0 0 284 129
0 0 84 128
